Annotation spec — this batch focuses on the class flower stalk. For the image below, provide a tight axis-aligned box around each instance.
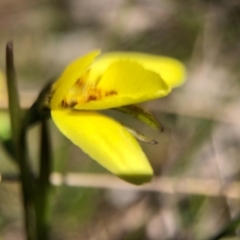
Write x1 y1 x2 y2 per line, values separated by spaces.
35 120 52 240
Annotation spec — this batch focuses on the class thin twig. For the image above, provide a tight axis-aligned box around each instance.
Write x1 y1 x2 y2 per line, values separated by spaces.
1 173 240 200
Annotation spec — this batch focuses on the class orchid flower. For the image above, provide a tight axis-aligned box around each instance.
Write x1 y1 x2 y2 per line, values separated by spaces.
48 51 186 185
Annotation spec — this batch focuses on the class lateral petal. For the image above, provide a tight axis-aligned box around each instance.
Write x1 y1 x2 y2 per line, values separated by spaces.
51 110 153 185
91 52 186 88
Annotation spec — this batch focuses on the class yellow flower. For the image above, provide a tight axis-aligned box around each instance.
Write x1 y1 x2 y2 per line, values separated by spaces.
49 51 186 185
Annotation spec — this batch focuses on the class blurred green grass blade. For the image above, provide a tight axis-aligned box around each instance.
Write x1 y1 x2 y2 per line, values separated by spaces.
207 212 240 240
6 42 36 240
6 42 22 147
116 104 164 131
178 195 206 231
171 119 214 175
0 111 16 160
124 226 147 240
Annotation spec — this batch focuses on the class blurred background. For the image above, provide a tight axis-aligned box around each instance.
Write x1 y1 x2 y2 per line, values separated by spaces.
1 0 240 239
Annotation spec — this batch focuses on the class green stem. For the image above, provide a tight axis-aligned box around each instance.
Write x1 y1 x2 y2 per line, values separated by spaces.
6 42 36 240
35 120 52 240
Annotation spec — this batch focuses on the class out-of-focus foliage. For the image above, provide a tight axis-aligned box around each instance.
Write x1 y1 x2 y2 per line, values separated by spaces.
1 0 240 239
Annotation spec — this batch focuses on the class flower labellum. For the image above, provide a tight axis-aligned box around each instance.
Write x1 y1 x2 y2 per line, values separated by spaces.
49 51 186 185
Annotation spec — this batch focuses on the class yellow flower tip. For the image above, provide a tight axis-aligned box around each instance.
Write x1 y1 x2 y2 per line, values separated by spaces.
118 173 153 185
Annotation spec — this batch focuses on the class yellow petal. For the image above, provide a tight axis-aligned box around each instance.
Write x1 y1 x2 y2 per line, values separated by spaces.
50 50 101 109
64 61 170 110
51 110 153 185
92 52 186 88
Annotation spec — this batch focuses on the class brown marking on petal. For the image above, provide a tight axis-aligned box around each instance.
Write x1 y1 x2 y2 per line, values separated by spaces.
68 101 77 108
74 69 91 89
83 88 118 103
105 90 117 96
84 88 100 102
60 99 78 108
87 95 97 102
75 78 85 88
61 99 68 108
